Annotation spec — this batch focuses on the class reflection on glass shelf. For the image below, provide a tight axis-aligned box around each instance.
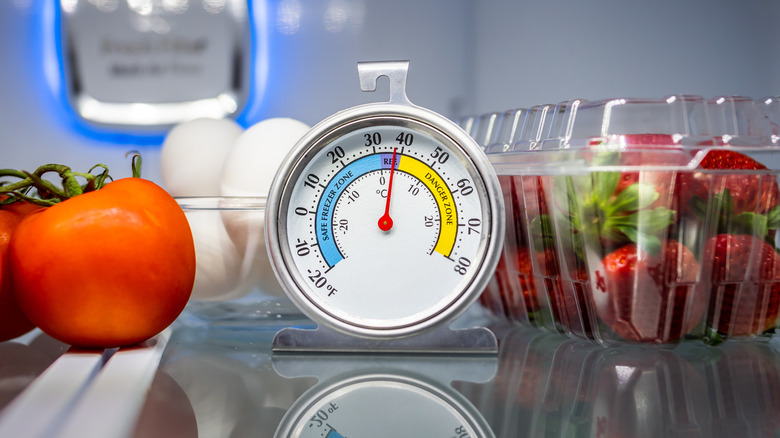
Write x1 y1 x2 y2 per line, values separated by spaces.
122 323 780 438
0 331 68 414
132 327 314 438
454 324 780 438
1 323 778 438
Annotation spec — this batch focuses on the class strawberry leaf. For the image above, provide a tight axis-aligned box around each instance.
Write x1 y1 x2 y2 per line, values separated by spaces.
614 224 663 255
708 187 776 239
530 214 555 253
594 172 620 204
555 170 675 259
688 195 708 219
724 211 769 238
765 234 775 247
615 224 639 245
767 205 780 229
592 151 621 166
607 208 674 234
610 210 672 255
638 207 676 233
638 233 663 256
610 182 660 213
703 326 725 346
712 188 734 218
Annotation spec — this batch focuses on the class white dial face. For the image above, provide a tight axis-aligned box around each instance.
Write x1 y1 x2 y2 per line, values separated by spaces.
279 117 492 332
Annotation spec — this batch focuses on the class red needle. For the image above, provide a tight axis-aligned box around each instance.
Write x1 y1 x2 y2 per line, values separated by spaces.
378 148 397 231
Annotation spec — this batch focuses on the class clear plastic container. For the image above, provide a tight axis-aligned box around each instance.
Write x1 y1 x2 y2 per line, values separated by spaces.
477 95 780 346
176 197 308 329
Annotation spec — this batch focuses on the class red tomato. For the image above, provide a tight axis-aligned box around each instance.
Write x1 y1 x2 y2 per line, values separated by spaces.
9 178 195 348
0 209 37 342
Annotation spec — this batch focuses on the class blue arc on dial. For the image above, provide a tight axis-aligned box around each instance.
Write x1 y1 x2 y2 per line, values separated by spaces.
316 153 394 267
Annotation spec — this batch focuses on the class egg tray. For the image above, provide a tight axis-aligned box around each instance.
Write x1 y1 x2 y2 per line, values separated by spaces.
460 95 780 346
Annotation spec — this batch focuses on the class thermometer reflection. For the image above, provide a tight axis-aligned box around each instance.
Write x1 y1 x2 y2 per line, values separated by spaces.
273 355 496 438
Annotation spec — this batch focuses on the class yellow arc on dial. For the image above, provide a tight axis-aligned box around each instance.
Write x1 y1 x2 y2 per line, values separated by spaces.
395 155 458 257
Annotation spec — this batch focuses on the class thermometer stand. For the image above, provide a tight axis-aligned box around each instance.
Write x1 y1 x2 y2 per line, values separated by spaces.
272 325 498 355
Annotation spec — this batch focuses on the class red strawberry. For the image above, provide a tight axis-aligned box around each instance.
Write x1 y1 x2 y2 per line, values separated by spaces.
698 149 777 213
700 148 767 171
507 175 531 250
490 175 538 321
678 150 780 236
497 245 575 325
703 234 780 336
592 240 707 343
513 175 555 252
510 247 541 316
593 134 682 211
554 269 595 338
480 257 507 318
501 174 555 321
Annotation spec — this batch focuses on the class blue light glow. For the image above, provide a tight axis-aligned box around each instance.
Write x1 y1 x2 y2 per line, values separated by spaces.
34 0 268 145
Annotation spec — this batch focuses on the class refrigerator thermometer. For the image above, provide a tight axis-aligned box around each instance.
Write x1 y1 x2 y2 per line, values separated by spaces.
266 61 504 342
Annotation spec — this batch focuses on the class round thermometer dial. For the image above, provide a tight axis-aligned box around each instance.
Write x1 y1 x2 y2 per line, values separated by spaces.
266 63 503 339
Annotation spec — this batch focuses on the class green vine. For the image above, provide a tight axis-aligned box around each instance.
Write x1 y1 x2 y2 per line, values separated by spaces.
0 163 112 206
0 152 141 206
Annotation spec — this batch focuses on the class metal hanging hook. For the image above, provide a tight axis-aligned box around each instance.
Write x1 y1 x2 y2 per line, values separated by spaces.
357 60 413 106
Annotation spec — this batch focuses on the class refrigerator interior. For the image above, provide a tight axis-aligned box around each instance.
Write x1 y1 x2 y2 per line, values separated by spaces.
1 1 780 437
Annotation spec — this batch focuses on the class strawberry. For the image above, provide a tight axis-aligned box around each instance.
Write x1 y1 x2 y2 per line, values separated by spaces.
554 268 595 338
679 149 780 238
480 257 508 318
492 175 539 321
702 234 780 337
511 246 542 316
514 174 595 334
549 135 706 343
515 175 554 252
591 240 707 343
498 175 553 322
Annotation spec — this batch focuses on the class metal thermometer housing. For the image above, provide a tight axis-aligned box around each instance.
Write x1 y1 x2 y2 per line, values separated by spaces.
266 62 504 339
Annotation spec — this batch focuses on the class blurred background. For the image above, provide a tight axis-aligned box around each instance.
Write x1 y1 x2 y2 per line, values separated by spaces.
1 0 778 184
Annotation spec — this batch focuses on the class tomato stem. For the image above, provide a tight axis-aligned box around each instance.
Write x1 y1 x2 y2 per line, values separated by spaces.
23 171 69 201
125 151 142 178
0 162 116 206
89 164 111 189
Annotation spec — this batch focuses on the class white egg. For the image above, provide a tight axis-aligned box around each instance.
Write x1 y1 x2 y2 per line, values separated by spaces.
220 118 311 196
161 118 244 196
184 210 253 302
218 200 287 298
219 118 311 299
